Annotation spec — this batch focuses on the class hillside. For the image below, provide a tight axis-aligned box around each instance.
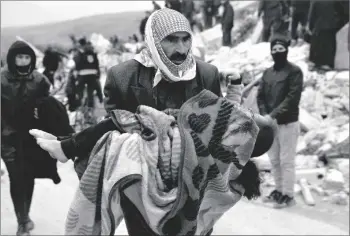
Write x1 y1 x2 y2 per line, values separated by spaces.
1 11 145 59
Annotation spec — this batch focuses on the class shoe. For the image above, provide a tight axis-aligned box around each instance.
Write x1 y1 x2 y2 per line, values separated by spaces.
273 194 296 209
25 219 35 231
262 190 282 203
17 224 30 236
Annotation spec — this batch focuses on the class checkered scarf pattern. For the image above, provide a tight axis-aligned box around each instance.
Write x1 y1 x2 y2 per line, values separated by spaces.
141 8 196 83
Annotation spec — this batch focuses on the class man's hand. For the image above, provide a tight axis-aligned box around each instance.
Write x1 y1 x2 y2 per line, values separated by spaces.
29 129 69 163
29 129 57 140
220 68 242 86
36 138 69 163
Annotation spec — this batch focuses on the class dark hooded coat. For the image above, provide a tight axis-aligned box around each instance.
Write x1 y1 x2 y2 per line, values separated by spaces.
1 41 65 183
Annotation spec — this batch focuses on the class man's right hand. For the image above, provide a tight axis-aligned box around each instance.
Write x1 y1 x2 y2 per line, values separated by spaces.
29 129 69 163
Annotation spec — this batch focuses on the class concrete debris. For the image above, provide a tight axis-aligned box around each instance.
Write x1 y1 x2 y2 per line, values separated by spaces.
323 169 345 192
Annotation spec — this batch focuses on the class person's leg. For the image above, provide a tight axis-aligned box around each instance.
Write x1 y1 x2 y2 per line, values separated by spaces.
290 11 299 44
262 23 270 42
222 27 231 46
76 75 86 104
274 121 299 208
4 160 31 235
24 175 35 230
263 126 283 202
93 78 103 104
86 76 96 108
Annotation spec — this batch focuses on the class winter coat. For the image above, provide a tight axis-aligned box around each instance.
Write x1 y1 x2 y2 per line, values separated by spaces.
257 62 303 125
308 1 342 33
1 41 50 163
28 96 74 183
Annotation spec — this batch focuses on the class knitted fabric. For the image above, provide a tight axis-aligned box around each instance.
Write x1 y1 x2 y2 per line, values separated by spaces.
135 8 196 86
65 90 259 236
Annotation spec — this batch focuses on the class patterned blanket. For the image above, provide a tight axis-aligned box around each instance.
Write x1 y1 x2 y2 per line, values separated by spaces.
65 89 259 236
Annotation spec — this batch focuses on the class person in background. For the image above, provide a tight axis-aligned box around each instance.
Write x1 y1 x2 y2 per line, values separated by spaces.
140 11 151 41
152 0 161 11
307 0 346 72
182 0 195 29
164 0 181 12
73 37 103 109
257 34 303 209
202 0 214 29
290 0 310 46
221 0 234 47
258 0 289 42
1 41 51 236
42 46 61 85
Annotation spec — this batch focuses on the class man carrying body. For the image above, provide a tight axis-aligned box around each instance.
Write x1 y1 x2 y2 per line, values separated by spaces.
31 9 274 235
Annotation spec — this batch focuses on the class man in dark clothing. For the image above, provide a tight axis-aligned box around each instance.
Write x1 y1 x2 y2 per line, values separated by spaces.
203 0 214 29
1 41 51 236
258 0 289 42
42 46 61 85
257 34 303 209
307 0 346 71
74 38 103 108
290 0 310 46
221 0 234 47
140 11 151 41
30 9 274 236
182 0 195 29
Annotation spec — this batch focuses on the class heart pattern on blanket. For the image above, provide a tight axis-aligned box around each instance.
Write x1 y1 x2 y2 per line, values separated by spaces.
188 113 211 133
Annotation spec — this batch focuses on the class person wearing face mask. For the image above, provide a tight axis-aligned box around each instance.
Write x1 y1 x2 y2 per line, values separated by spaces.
257 34 303 209
1 41 51 235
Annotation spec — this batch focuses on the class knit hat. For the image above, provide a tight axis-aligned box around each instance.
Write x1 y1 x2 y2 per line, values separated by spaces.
134 8 196 86
270 33 291 50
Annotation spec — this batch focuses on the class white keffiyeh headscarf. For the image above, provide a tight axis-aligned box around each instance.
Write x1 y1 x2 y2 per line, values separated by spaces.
134 8 197 87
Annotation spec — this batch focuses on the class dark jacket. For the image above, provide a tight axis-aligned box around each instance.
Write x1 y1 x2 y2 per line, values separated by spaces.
1 41 50 162
43 49 61 72
308 1 342 33
222 1 234 29
258 0 289 25
257 62 303 125
290 0 310 14
74 45 100 73
29 96 74 183
103 59 222 113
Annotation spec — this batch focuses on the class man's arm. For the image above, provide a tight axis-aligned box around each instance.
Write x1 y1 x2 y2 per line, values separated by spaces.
256 73 268 115
213 68 224 97
60 118 119 160
269 69 303 119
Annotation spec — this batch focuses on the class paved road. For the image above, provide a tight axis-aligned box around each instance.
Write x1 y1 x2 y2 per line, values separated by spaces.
1 163 348 235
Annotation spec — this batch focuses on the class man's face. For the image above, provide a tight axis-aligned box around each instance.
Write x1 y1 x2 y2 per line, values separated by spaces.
160 31 191 65
271 44 286 55
15 54 31 66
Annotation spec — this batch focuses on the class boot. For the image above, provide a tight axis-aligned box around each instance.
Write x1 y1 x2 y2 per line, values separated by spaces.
16 223 30 236
25 218 35 231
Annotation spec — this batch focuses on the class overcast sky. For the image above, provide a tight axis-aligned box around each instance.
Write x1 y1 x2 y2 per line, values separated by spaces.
1 1 164 28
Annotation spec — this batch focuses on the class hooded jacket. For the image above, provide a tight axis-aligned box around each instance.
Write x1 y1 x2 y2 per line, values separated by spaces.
1 40 50 162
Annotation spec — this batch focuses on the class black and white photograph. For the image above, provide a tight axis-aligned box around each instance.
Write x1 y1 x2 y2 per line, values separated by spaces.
1 0 349 235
